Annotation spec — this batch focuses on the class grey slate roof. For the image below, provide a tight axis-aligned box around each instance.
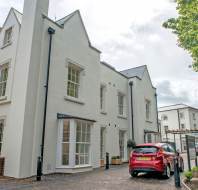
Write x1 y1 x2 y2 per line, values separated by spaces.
120 65 147 79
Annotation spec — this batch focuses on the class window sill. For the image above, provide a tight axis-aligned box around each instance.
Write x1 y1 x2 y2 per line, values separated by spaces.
100 111 107 115
1 42 12 49
117 115 127 120
56 164 92 169
64 96 85 105
146 120 153 123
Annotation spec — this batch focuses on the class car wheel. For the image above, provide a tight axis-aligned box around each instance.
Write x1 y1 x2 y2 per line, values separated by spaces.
163 165 171 179
131 171 138 177
179 160 184 172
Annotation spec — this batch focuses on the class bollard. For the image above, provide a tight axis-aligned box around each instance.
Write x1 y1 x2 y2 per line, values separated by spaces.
105 152 109 170
37 156 42 181
174 157 181 188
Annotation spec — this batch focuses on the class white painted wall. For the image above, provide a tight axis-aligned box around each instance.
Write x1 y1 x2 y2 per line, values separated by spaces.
0 0 158 178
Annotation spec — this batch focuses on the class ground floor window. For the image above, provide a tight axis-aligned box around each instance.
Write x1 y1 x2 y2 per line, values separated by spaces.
76 121 91 165
119 131 125 160
0 120 4 154
62 120 70 165
100 128 105 160
57 119 92 168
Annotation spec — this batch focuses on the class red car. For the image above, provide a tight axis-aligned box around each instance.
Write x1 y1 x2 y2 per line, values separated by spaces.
129 143 184 179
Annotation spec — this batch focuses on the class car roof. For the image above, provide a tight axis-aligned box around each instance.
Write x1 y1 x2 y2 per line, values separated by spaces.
136 143 166 148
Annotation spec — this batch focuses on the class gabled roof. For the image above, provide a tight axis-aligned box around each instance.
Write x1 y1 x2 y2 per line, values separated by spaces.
12 8 22 24
1 8 22 29
120 65 147 79
56 10 78 26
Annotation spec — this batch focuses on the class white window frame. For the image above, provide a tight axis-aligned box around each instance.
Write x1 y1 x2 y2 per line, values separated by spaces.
100 84 106 113
0 63 8 98
145 99 151 121
0 119 4 154
56 119 92 169
67 65 80 98
118 92 124 116
3 27 12 46
62 120 70 166
75 121 91 166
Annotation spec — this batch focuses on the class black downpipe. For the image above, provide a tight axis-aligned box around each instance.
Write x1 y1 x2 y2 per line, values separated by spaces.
37 27 55 181
129 82 134 141
155 93 160 141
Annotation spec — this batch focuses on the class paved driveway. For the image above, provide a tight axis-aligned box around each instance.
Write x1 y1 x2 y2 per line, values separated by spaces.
0 164 184 190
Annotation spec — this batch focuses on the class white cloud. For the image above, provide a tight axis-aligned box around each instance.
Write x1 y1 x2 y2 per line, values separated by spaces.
0 0 197 108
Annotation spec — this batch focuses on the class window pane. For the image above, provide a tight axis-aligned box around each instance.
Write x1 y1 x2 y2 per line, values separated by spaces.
62 143 69 165
63 120 70 142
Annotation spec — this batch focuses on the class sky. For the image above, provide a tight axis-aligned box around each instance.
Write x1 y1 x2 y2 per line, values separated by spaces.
0 0 198 108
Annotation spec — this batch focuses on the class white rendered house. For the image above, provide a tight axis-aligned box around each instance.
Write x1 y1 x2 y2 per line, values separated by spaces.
158 104 198 152
0 0 158 178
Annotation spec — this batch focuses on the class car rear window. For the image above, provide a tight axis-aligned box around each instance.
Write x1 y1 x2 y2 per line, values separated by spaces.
133 146 158 154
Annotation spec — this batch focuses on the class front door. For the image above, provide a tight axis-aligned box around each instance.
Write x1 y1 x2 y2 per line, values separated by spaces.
119 131 125 160
100 128 106 166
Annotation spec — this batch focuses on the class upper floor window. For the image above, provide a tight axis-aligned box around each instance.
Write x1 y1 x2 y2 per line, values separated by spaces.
194 124 197 129
100 85 106 111
0 120 4 154
67 65 80 98
192 113 196 120
164 125 169 132
118 93 124 115
0 64 8 97
4 27 12 45
179 112 184 119
181 123 185 130
162 115 168 121
145 99 151 120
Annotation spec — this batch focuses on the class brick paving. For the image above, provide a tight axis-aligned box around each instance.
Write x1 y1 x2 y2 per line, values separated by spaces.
0 164 184 190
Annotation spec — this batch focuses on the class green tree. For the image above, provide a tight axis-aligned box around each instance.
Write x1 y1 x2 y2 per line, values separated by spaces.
163 0 198 71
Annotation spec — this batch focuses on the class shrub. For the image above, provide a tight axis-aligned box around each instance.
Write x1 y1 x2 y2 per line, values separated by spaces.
184 171 193 181
192 166 198 172
111 156 120 159
127 139 136 149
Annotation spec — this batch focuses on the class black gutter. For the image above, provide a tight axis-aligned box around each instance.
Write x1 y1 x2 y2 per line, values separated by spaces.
129 82 134 141
37 27 55 181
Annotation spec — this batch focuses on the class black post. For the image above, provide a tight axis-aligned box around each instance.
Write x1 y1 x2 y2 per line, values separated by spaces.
174 157 181 188
174 133 176 151
37 27 55 181
186 135 191 171
177 109 182 152
194 137 198 166
106 152 109 170
129 82 134 141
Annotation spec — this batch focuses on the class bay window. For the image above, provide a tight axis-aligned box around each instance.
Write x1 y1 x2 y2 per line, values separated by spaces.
62 120 70 165
0 120 4 154
57 118 92 169
76 122 91 165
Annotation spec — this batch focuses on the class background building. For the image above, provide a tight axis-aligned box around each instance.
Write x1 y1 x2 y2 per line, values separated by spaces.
158 104 198 152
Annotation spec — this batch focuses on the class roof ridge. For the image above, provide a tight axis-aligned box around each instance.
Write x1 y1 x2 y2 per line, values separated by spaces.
159 103 187 108
11 7 23 15
119 65 147 72
56 10 79 23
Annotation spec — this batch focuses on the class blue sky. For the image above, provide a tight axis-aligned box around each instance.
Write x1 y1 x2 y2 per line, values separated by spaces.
0 0 198 107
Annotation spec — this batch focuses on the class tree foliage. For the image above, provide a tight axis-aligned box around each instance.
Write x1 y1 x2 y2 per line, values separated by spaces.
163 0 198 71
